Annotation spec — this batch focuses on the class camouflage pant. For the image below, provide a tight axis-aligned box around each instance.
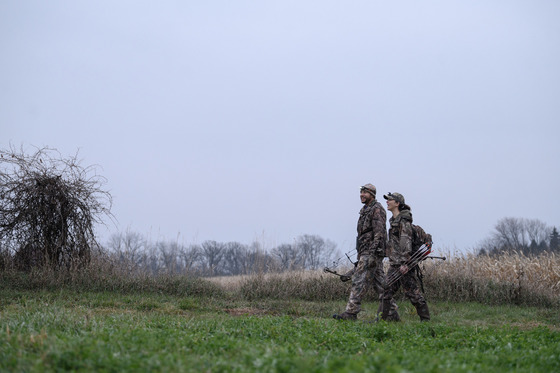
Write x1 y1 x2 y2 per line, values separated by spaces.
344 253 398 318
382 265 430 321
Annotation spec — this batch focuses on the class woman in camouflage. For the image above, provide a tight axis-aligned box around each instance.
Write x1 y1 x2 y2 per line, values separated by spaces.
381 192 430 321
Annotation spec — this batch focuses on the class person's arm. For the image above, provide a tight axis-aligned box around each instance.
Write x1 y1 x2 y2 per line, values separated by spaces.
397 220 413 273
371 204 386 256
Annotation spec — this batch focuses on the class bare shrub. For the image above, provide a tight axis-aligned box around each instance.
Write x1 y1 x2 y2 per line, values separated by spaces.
0 146 112 270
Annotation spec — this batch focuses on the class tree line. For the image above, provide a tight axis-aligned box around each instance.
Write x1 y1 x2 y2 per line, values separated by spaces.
106 216 560 276
104 231 338 277
478 217 559 256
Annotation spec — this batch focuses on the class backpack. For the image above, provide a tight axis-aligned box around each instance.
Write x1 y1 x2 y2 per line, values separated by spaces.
411 224 433 292
411 224 432 254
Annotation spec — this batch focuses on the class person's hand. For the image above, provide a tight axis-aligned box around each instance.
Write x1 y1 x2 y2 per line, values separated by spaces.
340 275 351 282
399 264 409 274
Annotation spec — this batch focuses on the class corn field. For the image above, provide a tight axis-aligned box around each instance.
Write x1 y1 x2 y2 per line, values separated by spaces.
422 251 560 305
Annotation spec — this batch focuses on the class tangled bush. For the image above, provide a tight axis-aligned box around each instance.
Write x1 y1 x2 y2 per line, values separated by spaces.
0 146 112 270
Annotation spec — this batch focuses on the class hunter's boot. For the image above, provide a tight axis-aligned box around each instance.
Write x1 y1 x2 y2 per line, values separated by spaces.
381 298 400 322
332 311 357 321
416 303 430 321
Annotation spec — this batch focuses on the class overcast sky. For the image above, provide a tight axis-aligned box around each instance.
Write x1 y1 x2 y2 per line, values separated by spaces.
2 1 559 255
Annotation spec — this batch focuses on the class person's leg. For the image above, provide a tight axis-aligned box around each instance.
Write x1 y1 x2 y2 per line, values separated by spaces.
373 257 398 320
402 272 430 321
381 266 401 321
334 254 371 320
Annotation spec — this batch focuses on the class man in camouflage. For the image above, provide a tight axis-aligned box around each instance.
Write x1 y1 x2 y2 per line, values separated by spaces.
381 192 430 321
333 184 398 321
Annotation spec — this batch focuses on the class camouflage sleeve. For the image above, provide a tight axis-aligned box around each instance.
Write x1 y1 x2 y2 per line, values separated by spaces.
370 204 386 255
394 220 413 264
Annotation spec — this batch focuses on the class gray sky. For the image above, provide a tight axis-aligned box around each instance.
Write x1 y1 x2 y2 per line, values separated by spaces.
2 1 559 255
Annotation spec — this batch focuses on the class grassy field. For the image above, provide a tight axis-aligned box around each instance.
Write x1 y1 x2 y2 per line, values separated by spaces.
1 251 559 372
1 287 559 373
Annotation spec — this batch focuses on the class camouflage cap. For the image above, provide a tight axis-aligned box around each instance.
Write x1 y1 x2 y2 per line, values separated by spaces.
383 192 405 205
360 183 376 196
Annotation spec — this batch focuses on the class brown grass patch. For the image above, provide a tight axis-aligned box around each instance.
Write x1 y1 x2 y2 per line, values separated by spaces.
224 308 268 317
511 321 560 332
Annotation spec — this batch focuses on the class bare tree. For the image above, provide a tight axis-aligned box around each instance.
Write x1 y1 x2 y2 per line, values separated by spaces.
272 243 303 271
107 230 147 271
493 217 527 252
222 242 249 275
200 240 225 276
244 241 277 274
480 217 554 255
525 219 551 248
295 234 337 270
157 240 181 274
178 244 202 274
0 146 112 270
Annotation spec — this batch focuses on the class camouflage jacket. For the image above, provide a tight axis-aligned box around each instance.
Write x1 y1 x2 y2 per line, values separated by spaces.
387 209 413 265
356 200 387 257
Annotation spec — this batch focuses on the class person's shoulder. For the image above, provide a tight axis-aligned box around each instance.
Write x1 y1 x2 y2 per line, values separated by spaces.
400 210 413 223
372 200 385 211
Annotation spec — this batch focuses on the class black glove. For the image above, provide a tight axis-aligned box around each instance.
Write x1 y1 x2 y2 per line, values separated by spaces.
340 275 351 282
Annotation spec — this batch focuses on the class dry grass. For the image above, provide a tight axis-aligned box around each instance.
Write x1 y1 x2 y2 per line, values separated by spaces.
208 252 560 306
2 251 558 307
208 269 333 292
437 251 560 295
417 251 559 306
0 251 225 298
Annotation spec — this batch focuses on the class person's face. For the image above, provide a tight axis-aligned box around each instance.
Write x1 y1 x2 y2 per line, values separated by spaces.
360 190 374 204
386 198 399 211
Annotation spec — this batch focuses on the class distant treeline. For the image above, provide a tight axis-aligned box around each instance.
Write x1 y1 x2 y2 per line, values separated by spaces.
104 231 338 277
477 217 559 256
104 216 559 276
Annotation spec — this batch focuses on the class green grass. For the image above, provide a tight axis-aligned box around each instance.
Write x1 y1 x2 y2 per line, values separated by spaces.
1 289 559 372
